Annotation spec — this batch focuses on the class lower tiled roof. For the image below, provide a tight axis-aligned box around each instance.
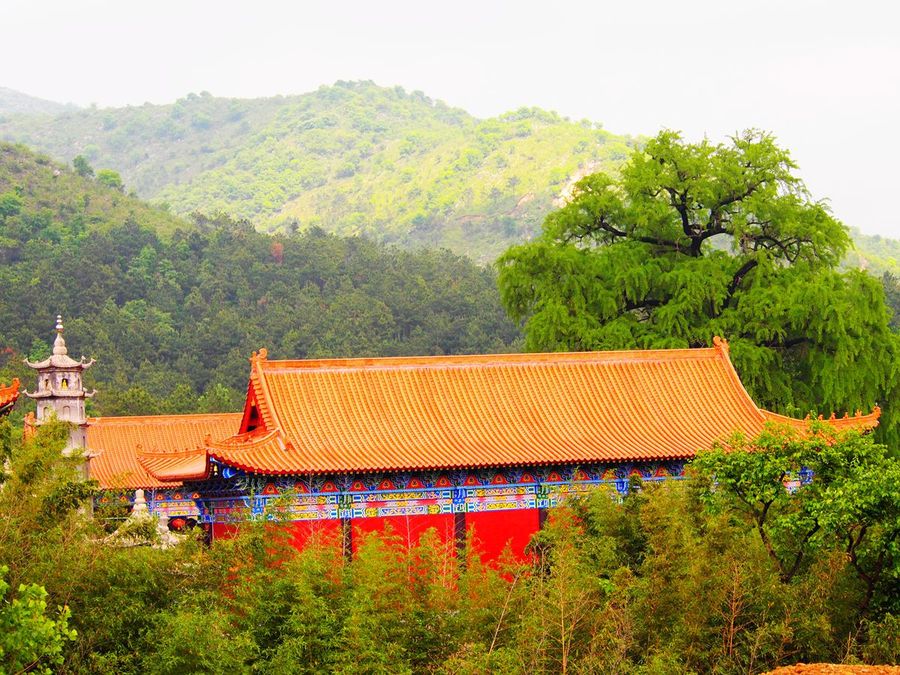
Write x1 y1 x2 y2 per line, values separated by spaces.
87 413 242 489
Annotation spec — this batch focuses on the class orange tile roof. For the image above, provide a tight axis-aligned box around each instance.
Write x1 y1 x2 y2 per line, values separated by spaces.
203 338 879 476
0 378 20 414
761 408 881 432
87 413 242 489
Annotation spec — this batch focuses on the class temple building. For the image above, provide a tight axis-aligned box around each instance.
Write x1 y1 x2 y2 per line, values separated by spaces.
23 321 882 558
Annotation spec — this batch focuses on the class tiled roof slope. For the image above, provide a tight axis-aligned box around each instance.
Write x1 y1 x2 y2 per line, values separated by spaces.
0 379 20 415
206 338 879 475
87 413 242 489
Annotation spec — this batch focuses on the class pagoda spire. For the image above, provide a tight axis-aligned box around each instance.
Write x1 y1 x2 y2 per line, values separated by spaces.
52 314 67 355
24 315 96 465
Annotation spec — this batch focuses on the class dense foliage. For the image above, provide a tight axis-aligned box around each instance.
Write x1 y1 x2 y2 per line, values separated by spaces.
0 143 519 418
0 82 637 259
1 422 897 673
499 130 900 444
884 272 900 331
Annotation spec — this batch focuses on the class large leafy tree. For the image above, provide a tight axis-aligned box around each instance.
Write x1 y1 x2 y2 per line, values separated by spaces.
693 424 900 618
498 130 898 440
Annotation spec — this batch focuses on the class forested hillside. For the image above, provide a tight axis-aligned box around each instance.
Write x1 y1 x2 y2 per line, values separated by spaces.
0 143 519 418
4 82 898 267
0 81 636 258
0 141 185 239
847 227 900 276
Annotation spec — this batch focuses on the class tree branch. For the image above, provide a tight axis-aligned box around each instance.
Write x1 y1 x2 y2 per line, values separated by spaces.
571 216 683 251
783 522 820 583
721 258 759 312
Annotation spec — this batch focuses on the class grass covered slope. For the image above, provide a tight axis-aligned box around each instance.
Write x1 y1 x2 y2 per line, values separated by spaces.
0 81 636 258
0 142 185 240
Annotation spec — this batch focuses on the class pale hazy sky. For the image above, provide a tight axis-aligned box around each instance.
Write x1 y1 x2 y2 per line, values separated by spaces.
3 0 899 238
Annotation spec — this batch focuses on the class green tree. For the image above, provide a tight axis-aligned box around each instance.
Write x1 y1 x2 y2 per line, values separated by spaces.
96 168 124 192
498 130 899 441
0 190 22 221
693 424 900 617
196 383 241 413
0 566 76 675
72 155 94 178
883 272 900 331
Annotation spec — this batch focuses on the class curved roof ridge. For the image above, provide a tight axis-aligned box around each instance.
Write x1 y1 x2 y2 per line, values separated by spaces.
256 346 721 371
209 427 282 452
137 450 209 483
136 444 208 458
88 411 241 424
760 407 880 431
248 349 281 432
709 337 769 426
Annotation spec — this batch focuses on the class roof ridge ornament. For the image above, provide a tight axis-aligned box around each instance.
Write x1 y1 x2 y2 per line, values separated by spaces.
712 336 730 356
250 348 269 363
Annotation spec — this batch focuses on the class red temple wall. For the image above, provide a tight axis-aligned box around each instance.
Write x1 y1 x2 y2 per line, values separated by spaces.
210 509 542 563
352 513 454 554
289 519 343 549
465 509 540 560
211 522 241 540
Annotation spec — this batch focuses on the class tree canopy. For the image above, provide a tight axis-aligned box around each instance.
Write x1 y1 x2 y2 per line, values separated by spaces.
693 424 900 614
498 130 899 442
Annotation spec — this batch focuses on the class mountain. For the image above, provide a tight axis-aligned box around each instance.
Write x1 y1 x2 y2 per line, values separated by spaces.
0 86 75 117
846 228 900 276
0 143 519 418
3 80 897 265
0 81 637 259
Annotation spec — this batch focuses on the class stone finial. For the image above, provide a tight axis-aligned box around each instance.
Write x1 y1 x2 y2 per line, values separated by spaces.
52 315 67 356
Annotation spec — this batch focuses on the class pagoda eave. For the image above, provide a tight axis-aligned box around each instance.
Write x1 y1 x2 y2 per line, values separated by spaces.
24 389 90 399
